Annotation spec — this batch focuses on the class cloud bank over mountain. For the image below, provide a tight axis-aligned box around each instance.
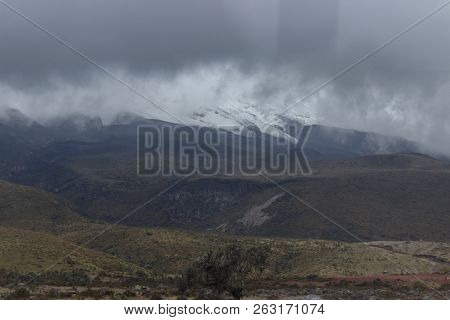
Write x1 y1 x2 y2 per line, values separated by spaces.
0 0 449 151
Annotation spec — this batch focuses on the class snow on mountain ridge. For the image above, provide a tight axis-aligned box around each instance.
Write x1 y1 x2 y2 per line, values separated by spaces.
188 100 316 135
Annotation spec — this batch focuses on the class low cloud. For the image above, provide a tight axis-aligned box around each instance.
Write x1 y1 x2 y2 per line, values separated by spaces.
0 0 449 152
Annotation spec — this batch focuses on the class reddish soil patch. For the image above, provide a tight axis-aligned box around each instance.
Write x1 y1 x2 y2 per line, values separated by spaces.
276 274 450 289
332 274 449 284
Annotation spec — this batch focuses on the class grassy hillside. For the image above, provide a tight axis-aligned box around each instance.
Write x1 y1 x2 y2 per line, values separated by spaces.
0 177 447 293
246 169 450 241
62 224 449 278
0 180 88 234
91 156 449 242
0 227 143 275
1 157 449 281
368 241 450 264
313 153 445 172
3 154 450 242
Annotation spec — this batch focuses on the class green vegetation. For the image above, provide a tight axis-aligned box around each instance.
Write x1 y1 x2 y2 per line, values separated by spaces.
0 165 449 299
61 224 449 278
179 244 270 299
52 154 450 242
0 227 145 275
0 180 88 234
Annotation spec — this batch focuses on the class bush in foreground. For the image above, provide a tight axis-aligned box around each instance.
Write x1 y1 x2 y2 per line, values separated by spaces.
179 244 270 299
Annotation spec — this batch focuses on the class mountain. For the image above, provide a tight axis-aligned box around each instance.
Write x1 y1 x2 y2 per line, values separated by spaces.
46 113 104 140
304 125 423 160
0 108 52 163
4 142 450 242
0 108 51 140
0 179 87 233
0 108 448 243
0 126 34 163
0 108 35 129
88 153 447 242
187 102 425 160
111 111 146 125
0 107 429 165
228 165 450 241
189 100 316 129
0 177 446 279
62 224 448 277
0 179 448 299
0 227 143 275
314 153 444 171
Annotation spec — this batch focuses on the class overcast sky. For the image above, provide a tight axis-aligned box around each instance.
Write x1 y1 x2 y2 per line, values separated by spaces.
0 0 449 152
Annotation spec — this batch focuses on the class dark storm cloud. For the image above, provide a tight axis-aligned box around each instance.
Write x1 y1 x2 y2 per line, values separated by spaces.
0 0 261 83
0 0 345 82
1 0 447 86
0 0 450 151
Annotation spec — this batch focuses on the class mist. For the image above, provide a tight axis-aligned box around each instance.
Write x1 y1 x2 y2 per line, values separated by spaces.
0 0 450 152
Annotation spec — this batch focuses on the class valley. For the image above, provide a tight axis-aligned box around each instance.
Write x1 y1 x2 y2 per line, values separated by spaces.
0 109 449 299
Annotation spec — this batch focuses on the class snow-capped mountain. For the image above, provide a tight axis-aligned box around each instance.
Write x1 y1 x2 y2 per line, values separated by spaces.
188 100 316 128
186 100 317 140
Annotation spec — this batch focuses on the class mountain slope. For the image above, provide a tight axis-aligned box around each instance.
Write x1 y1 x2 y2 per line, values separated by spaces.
314 153 444 172
0 227 143 275
3 151 450 242
189 100 316 129
0 109 448 242
61 224 449 277
227 169 450 242
79 154 449 242
0 180 87 233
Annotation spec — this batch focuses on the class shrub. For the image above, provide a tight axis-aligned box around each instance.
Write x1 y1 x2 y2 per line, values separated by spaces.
45 288 61 300
6 287 31 300
179 244 270 299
